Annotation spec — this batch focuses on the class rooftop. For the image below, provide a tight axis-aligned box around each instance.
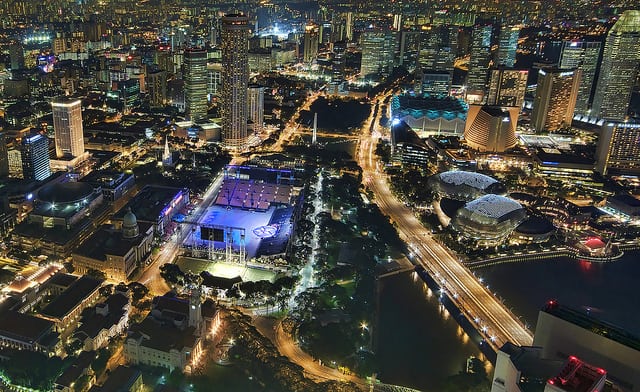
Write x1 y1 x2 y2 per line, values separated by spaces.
437 171 499 190
543 301 640 352
114 185 186 224
0 311 54 343
463 194 524 219
74 223 153 261
41 275 102 319
98 365 142 392
547 355 606 392
38 182 95 204
391 93 468 121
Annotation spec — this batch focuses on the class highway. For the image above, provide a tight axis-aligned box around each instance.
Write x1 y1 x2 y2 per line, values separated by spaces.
356 93 533 351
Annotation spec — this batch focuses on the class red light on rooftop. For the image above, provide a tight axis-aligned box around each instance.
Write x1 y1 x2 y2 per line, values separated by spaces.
569 355 577 361
548 379 555 385
597 368 606 375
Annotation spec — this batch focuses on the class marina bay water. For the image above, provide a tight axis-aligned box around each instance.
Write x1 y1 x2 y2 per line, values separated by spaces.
479 250 640 336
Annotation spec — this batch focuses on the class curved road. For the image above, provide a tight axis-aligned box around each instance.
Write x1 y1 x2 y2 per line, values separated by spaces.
357 93 533 351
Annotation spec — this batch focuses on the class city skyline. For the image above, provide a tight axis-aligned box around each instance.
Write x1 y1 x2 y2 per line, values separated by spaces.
0 2 639 392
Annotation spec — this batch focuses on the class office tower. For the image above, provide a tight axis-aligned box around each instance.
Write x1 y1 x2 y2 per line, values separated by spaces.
532 69 581 132
418 25 458 71
399 30 421 71
596 122 640 175
415 69 452 95
466 24 493 103
247 84 264 134
21 134 51 181
303 22 319 63
331 41 346 82
360 29 396 78
52 96 85 159
8 42 24 70
183 48 208 123
592 10 640 121
464 105 519 152
487 68 528 108
319 21 332 45
147 69 167 107
221 13 251 150
497 26 520 67
559 40 601 114
0 132 8 177
533 301 640 391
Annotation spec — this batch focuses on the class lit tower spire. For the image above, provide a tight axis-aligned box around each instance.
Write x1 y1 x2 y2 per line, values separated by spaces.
162 136 173 167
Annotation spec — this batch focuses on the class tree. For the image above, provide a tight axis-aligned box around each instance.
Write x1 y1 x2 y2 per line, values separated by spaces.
86 268 106 281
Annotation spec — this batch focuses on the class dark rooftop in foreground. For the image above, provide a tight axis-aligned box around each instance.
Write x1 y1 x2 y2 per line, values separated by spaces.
94 365 141 392
543 301 640 352
41 275 102 319
0 311 54 343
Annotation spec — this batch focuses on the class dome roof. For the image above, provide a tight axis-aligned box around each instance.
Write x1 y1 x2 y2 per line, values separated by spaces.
38 182 94 204
123 209 137 227
437 171 500 191
462 194 524 220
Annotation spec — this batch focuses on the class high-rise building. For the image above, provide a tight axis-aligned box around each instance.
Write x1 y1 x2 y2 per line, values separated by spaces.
52 97 85 159
0 131 8 177
497 26 520 67
221 13 251 150
344 12 353 41
418 25 458 71
360 29 396 79
21 134 51 181
466 24 493 103
183 48 208 123
464 105 519 152
247 84 264 134
532 69 581 132
559 40 601 115
596 122 640 175
415 69 452 95
592 10 640 121
8 42 24 71
398 30 421 71
303 22 319 63
147 69 167 107
487 68 529 108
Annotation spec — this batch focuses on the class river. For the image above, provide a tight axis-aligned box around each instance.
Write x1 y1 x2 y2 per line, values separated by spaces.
377 271 490 391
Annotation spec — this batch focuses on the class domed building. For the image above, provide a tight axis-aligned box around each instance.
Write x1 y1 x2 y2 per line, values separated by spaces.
429 170 507 201
11 180 106 256
451 194 526 247
72 209 154 282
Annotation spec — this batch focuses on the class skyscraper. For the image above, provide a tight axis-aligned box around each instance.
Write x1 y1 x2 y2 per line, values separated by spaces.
466 24 493 103
21 134 51 181
247 84 264 134
183 48 208 123
559 40 601 115
532 69 581 132
418 25 458 72
360 29 396 79
303 22 319 63
497 26 520 67
596 122 640 175
51 96 84 159
592 10 640 121
221 13 250 150
487 68 529 108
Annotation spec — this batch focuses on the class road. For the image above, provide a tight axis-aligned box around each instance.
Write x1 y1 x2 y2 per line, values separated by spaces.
356 92 533 350
272 92 322 151
252 317 369 389
138 171 227 296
